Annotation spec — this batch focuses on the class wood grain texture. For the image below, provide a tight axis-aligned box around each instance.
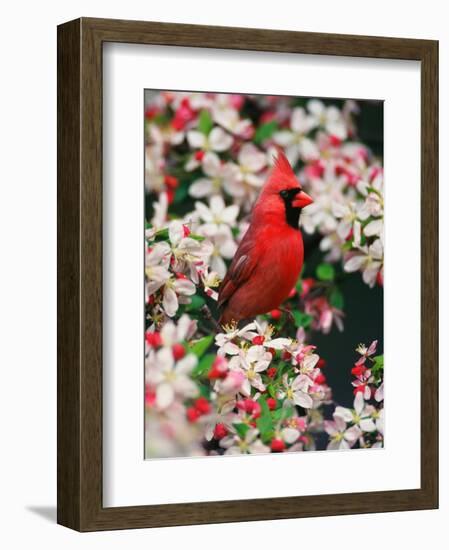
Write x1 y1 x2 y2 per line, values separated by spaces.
420 40 439 504
57 18 81 531
57 17 439 532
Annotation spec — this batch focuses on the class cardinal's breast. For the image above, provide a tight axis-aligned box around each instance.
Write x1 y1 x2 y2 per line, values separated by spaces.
237 225 304 318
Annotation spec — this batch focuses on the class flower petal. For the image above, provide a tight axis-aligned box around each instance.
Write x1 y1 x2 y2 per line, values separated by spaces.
282 427 300 444
238 143 267 172
293 390 313 409
173 278 196 296
359 418 376 432
189 178 214 198
354 391 365 415
334 406 353 423
364 219 383 238
269 338 292 350
344 254 366 272
163 287 179 317
187 130 206 148
344 425 362 443
156 383 174 409
209 127 233 152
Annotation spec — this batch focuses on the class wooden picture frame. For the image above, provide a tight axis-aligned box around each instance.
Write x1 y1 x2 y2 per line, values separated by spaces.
57 17 438 531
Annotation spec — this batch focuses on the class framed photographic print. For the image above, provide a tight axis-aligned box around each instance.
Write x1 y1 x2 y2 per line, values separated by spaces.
57 17 438 531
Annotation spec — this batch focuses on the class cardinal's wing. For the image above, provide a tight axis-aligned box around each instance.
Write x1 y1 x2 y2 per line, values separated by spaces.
218 234 258 308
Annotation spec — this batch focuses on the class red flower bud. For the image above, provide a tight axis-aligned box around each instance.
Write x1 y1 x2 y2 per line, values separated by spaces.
351 365 367 378
252 335 265 345
145 388 156 407
238 398 261 418
194 150 205 161
145 106 159 120
207 357 228 380
213 423 228 440
329 134 342 147
186 407 200 422
271 439 286 452
266 367 277 378
270 309 282 320
145 331 162 347
266 397 277 410
194 397 211 415
172 343 186 361
164 174 179 189
314 373 326 385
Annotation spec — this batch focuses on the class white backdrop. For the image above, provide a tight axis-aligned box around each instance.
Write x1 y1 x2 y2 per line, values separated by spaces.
0 0 446 548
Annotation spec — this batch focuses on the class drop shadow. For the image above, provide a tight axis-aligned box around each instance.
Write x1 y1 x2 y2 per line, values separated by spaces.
26 506 57 523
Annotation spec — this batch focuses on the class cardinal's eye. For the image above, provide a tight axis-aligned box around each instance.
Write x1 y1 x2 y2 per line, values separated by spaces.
280 189 289 199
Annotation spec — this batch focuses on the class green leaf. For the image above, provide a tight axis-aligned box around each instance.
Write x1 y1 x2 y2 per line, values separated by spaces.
190 234 205 242
185 295 205 312
341 240 353 252
256 398 274 440
189 334 214 358
292 310 313 329
254 121 279 144
272 405 292 423
234 423 250 439
282 405 295 420
173 182 189 204
197 381 211 399
272 361 287 380
272 408 284 422
152 113 171 126
316 263 335 281
192 353 215 378
154 227 169 241
366 186 382 197
371 354 384 383
330 288 344 309
198 109 213 135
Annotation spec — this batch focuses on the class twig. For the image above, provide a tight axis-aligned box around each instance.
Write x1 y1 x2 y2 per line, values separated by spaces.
278 306 295 333
200 305 222 333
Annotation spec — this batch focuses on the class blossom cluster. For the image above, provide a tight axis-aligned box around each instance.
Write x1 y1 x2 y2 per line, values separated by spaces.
325 340 384 450
144 91 384 458
145 316 331 456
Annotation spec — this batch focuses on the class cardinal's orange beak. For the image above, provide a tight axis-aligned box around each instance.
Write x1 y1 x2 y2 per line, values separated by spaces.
292 190 313 208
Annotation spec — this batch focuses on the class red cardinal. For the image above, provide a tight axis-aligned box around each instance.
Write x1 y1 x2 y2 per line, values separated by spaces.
218 150 313 326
